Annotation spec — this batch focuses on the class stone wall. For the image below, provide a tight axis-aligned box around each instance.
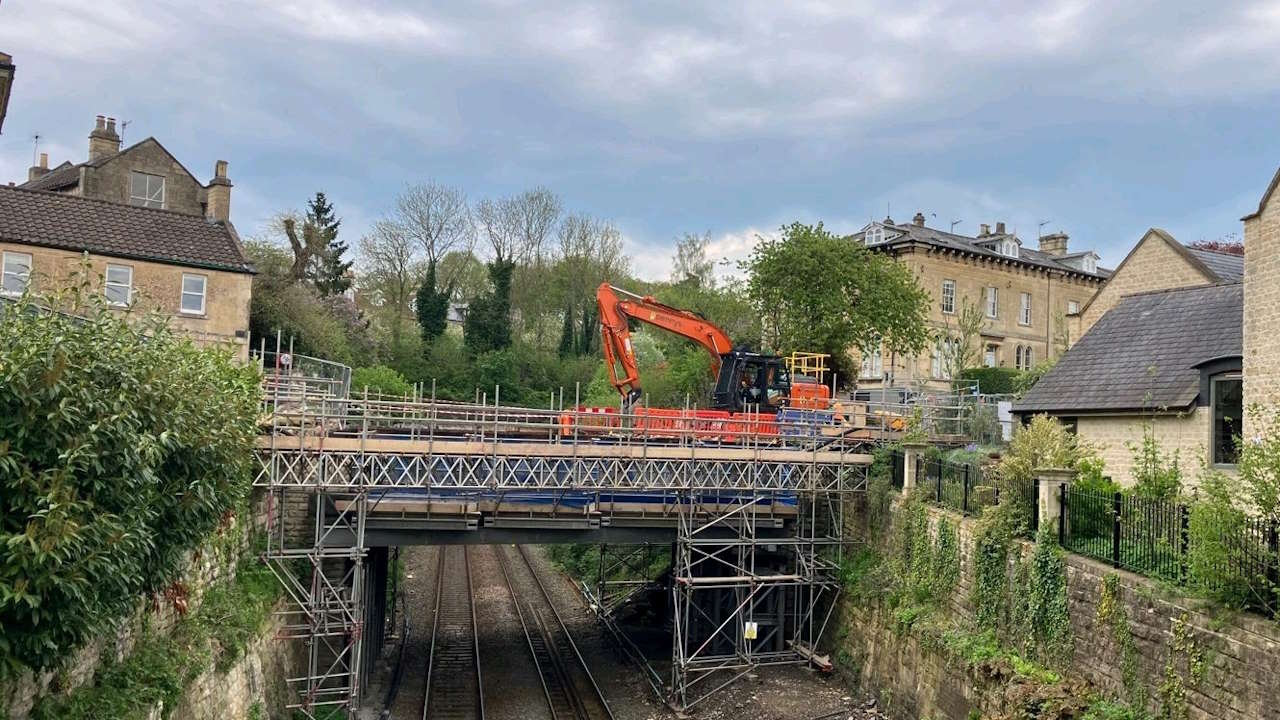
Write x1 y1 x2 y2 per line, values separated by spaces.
1244 170 1280 437
1077 229 1213 337
79 138 209 217
836 501 1280 720
0 240 253 356
162 613 299 720
1075 409 1214 489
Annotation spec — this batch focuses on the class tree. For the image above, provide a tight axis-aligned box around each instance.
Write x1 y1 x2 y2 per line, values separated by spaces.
307 192 353 296
475 188 564 338
940 296 987 379
359 220 421 351
415 260 451 345
279 213 328 282
395 181 474 273
554 213 628 354
672 231 715 288
744 221 931 381
464 259 515 354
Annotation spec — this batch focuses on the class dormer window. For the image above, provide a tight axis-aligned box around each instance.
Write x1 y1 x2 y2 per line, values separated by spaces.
998 239 1018 257
865 226 886 245
1082 254 1097 273
129 171 165 209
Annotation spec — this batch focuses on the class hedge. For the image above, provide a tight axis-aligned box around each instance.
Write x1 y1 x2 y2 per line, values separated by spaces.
957 366 1024 395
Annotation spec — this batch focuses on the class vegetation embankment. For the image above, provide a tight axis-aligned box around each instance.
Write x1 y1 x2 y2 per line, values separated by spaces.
0 271 264 696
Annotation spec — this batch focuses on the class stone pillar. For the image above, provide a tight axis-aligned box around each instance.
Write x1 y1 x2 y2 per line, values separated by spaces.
901 442 927 495
1036 467 1075 537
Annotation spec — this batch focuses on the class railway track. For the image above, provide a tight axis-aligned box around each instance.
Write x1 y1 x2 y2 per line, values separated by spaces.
423 546 484 720
496 545 615 720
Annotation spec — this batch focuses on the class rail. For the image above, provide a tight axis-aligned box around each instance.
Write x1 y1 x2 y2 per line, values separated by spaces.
496 546 614 720
424 546 483 720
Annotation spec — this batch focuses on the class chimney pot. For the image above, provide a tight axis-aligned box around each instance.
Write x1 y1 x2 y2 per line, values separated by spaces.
214 159 228 179
39 152 47 169
912 212 926 227
95 115 105 130
88 114 122 161
979 223 991 237
995 221 1006 235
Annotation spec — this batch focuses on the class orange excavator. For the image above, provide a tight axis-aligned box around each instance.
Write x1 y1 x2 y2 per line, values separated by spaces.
596 283 832 414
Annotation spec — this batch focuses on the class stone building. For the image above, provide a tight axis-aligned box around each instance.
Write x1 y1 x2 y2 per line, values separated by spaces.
0 51 14 135
1014 283 1242 486
849 214 1110 390
2 116 252 355
1243 167 1280 436
1075 228 1242 337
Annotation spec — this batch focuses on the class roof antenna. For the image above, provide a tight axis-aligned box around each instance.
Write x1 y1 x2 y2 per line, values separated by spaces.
1037 220 1050 238
950 219 962 232
120 119 131 144
31 133 40 166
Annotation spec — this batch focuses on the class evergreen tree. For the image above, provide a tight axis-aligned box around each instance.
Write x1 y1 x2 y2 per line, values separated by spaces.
415 260 451 346
307 191 352 296
464 259 515 354
558 305 576 357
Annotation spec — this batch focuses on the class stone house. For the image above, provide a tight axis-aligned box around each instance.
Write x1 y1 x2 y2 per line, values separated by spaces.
2 116 252 355
849 214 1110 390
1075 227 1242 337
1014 283 1242 485
1243 166 1280 437
0 51 13 135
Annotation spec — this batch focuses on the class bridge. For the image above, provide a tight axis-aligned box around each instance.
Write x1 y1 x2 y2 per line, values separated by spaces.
254 353 872 718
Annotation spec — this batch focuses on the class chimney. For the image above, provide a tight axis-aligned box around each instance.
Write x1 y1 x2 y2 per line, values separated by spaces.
88 114 121 160
978 223 991 237
1039 232 1069 256
27 151 48 182
206 160 232 222
912 211 926 227
995 221 1006 235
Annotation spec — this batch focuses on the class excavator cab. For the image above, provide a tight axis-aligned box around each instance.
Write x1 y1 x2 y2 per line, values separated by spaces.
711 350 793 413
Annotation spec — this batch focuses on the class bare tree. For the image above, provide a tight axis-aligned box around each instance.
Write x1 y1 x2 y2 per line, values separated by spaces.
940 296 987 379
359 219 422 349
672 231 715 287
475 187 563 265
394 182 474 269
275 213 328 281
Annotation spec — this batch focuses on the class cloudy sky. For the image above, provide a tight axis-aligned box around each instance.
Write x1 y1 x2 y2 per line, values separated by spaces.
1 1 1278 279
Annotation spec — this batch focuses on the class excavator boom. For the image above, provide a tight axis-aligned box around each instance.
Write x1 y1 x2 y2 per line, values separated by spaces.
596 283 733 404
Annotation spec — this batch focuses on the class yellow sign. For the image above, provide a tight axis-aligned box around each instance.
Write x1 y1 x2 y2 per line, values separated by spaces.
744 621 758 640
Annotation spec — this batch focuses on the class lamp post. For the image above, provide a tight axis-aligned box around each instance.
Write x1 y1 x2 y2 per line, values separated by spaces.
0 52 14 135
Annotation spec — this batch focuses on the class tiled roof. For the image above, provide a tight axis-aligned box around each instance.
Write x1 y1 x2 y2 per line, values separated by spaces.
20 161 81 191
1185 247 1244 282
856 222 1112 279
0 185 253 274
1014 283 1242 414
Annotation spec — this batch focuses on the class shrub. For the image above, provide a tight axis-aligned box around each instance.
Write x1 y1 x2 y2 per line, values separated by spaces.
995 415 1097 532
958 367 1023 395
0 275 260 676
351 365 414 398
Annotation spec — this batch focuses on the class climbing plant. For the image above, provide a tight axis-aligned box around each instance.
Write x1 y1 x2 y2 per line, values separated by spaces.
971 508 1015 631
1023 525 1073 665
1097 574 1145 711
0 272 261 676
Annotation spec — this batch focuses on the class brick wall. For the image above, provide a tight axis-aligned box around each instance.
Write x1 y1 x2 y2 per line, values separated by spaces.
0 241 252 356
1076 410 1213 489
837 502 1280 720
1078 230 1213 337
1244 177 1280 436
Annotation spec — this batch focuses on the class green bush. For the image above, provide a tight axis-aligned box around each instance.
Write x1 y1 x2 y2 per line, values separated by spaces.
0 276 260 676
351 365 414 398
958 366 1023 395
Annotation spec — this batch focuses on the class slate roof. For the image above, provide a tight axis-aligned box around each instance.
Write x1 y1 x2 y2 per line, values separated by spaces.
854 222 1112 279
21 161 81 191
1014 283 1242 414
0 185 253 274
1185 247 1244 282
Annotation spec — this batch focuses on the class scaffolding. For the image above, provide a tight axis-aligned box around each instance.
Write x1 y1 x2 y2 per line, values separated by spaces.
256 357 868 717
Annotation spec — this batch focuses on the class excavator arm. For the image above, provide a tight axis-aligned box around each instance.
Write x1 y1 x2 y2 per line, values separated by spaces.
596 283 734 405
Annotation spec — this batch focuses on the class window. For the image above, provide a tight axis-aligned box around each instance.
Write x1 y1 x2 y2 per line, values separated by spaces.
865 226 885 245
941 279 956 314
1082 255 1097 274
180 273 206 315
1067 300 1080 315
1023 346 1033 369
1019 292 1032 326
1211 374 1243 466
1015 345 1024 371
860 341 882 378
998 239 1018 257
1 251 31 296
104 264 133 306
129 171 166 209
983 344 998 368
985 286 998 318
932 337 958 379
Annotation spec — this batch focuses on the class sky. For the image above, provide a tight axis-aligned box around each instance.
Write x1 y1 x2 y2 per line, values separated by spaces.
1 0 1278 280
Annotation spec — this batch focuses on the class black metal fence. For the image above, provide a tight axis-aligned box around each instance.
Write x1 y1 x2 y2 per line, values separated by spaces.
915 456 990 515
1062 485 1279 614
